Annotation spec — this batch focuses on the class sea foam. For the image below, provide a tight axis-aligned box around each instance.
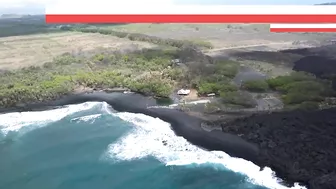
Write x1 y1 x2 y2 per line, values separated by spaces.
0 101 306 189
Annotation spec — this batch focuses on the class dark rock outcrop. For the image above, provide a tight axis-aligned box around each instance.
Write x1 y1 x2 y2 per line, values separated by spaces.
217 109 336 189
281 44 336 59
293 56 336 78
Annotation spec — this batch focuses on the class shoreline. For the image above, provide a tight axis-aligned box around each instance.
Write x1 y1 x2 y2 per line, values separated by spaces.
0 92 262 168
3 44 336 188
2 21 336 189
1 75 335 188
0 91 309 188
216 109 336 189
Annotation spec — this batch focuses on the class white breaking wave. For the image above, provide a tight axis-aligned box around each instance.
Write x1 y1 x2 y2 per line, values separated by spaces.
71 114 102 124
0 102 103 136
0 101 306 189
106 112 306 189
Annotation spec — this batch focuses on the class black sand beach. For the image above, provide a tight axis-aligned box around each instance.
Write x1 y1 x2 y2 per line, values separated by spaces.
29 92 261 164
2 43 336 189
2 91 336 189
2 20 336 189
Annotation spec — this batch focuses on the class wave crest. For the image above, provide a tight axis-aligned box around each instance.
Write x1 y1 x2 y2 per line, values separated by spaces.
0 101 306 189
0 102 103 136
106 111 306 189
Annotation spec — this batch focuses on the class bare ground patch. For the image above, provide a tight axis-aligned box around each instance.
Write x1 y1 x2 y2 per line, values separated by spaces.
0 32 156 69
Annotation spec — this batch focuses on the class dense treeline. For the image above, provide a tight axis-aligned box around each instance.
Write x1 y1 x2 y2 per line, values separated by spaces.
1 48 334 110
0 15 62 37
241 72 335 109
267 72 335 109
0 45 251 109
185 60 257 108
0 49 185 108
241 80 269 92
190 60 239 95
61 26 214 49
0 16 129 38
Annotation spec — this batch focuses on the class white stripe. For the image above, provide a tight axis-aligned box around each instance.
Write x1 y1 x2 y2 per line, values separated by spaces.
46 5 336 15
271 24 336 28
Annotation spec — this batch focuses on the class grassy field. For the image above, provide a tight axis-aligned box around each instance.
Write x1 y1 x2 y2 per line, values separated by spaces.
0 32 156 70
85 24 273 49
0 21 335 110
86 23 334 50
0 23 286 70
93 24 270 33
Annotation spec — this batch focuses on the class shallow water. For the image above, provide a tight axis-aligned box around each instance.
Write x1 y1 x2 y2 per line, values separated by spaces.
0 102 305 189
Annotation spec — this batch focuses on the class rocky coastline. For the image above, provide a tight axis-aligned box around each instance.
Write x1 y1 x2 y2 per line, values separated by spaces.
2 20 336 189
209 109 336 189
0 92 262 165
2 43 336 189
1 91 336 189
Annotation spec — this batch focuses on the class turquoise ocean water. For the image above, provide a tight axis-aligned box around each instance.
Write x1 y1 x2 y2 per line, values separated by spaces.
0 102 304 189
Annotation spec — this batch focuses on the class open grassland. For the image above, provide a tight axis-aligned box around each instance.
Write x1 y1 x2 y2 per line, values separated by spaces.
85 23 334 50
0 32 156 70
86 24 273 49
94 24 270 34
0 23 335 111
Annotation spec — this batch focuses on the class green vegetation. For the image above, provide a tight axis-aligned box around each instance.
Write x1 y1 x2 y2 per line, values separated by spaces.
188 60 256 108
266 72 335 109
242 80 269 92
62 26 213 49
0 15 62 37
195 67 335 110
197 81 238 96
1 18 333 111
267 72 317 89
187 39 214 49
0 49 187 108
220 91 257 108
192 60 239 96
284 101 320 111
213 60 239 79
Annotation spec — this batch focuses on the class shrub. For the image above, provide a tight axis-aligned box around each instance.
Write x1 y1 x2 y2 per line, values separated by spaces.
214 60 239 79
267 71 316 90
197 81 221 95
285 101 320 110
277 81 326 94
266 71 335 108
242 80 269 92
53 54 81 65
188 40 214 49
220 91 257 108
282 92 324 105
197 81 237 95
73 27 213 49
296 101 320 110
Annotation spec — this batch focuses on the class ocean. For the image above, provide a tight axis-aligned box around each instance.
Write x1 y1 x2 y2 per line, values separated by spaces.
0 102 305 189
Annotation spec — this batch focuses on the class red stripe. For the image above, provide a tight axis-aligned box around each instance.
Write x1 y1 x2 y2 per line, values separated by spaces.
270 28 336 32
45 14 336 23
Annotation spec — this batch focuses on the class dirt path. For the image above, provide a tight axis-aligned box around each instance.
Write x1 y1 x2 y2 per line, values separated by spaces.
206 42 293 53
